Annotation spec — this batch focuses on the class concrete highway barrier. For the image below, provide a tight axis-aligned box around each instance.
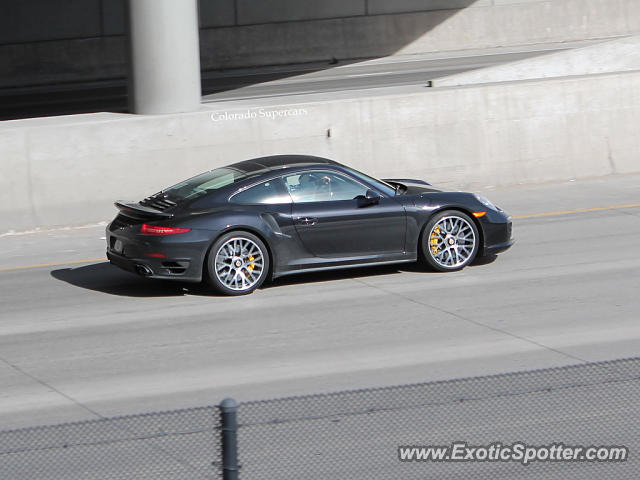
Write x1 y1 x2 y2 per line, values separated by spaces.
1 69 639 233
432 35 640 87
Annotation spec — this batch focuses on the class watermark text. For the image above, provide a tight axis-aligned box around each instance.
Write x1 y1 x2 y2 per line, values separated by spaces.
398 442 628 466
210 107 309 122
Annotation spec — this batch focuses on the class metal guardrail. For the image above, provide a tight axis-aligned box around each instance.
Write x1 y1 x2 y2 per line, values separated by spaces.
1 357 639 479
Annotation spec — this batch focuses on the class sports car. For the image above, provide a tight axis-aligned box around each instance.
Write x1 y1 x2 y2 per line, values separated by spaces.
106 155 513 295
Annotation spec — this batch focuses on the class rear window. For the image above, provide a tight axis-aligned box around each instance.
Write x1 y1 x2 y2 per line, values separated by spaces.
162 168 254 201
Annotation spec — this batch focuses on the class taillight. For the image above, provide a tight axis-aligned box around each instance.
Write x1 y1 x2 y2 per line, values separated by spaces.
141 224 191 235
144 253 167 258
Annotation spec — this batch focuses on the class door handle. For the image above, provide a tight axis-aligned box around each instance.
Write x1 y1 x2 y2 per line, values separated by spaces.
296 217 318 226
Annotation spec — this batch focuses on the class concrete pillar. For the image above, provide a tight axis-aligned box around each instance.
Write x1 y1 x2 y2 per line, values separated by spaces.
127 0 201 114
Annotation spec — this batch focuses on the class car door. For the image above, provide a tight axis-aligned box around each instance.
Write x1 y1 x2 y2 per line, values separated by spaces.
282 170 407 259
229 177 308 271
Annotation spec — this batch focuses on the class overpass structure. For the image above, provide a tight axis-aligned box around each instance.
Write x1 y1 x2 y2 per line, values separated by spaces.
1 0 639 115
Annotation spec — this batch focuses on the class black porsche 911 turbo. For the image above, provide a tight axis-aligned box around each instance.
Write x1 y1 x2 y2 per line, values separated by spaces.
106 155 513 295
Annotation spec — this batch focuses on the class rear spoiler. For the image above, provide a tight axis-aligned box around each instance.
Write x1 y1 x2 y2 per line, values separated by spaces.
382 178 432 186
114 201 174 220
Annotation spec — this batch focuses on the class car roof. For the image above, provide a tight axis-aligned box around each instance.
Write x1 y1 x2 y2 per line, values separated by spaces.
227 155 339 174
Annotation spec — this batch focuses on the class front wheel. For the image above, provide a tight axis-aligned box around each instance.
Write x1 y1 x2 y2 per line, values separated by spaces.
206 232 270 295
420 210 479 272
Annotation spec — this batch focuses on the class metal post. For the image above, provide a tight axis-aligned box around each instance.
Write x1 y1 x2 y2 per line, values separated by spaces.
220 398 239 480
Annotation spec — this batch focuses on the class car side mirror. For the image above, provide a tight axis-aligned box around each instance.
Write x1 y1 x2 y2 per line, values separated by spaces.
356 189 381 207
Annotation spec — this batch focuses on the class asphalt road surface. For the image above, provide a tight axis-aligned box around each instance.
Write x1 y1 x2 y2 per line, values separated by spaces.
0 174 639 432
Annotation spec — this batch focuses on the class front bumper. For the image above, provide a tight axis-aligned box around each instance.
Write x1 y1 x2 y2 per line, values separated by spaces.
480 210 514 257
484 238 515 256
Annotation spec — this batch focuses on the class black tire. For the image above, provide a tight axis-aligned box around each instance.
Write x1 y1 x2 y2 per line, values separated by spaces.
420 210 479 272
206 231 270 296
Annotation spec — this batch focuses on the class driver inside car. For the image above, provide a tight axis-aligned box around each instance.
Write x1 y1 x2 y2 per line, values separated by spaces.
297 173 332 202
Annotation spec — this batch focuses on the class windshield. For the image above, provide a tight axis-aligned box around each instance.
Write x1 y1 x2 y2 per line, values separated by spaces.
341 166 397 197
162 167 253 201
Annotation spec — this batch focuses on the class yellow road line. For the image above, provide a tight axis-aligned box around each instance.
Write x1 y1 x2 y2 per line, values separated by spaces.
0 202 638 273
0 257 107 273
513 203 640 219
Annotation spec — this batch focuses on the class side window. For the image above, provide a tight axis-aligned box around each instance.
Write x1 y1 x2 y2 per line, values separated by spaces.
283 171 368 203
231 179 291 204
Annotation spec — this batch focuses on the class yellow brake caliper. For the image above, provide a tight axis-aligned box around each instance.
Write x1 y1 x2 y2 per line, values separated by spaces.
247 256 255 272
430 226 441 255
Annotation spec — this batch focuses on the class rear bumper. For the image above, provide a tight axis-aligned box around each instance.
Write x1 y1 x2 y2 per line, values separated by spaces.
107 251 203 282
106 224 211 283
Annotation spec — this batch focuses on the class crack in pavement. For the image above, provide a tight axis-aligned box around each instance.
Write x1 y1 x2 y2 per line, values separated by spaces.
0 353 105 421
352 278 589 365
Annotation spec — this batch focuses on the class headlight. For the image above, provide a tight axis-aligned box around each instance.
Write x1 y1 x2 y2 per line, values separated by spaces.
474 194 497 210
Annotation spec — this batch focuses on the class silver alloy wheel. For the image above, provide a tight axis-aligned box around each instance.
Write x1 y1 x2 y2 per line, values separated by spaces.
427 215 476 269
214 237 265 292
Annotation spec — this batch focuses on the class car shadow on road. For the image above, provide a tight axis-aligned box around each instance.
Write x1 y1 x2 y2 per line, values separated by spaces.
471 254 498 267
266 255 495 290
51 255 498 297
51 261 410 296
51 262 206 298
267 264 407 289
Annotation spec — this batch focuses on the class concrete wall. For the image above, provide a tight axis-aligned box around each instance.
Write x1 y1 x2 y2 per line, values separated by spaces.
1 70 639 232
199 0 640 71
0 0 124 43
2 0 640 88
0 0 519 43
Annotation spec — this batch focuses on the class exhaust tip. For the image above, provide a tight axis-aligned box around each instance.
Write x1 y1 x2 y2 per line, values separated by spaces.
135 264 153 276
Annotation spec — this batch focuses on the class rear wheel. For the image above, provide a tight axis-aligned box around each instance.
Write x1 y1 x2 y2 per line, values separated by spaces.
206 232 270 295
420 210 479 272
